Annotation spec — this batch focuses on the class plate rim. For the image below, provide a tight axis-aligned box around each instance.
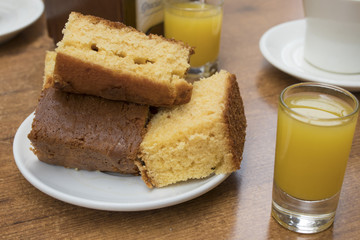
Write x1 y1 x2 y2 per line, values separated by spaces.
259 18 360 91
13 112 230 211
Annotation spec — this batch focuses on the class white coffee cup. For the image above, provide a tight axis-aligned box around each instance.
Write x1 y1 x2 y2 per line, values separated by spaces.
303 0 360 74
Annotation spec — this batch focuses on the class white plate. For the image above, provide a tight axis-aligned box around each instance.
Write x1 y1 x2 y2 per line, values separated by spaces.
259 19 360 92
13 112 230 211
0 0 44 44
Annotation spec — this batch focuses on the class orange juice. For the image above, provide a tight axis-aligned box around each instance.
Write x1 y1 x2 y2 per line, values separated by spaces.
164 2 222 67
274 92 358 200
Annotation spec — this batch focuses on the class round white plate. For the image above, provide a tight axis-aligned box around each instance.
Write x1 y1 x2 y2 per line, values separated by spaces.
13 112 230 211
259 19 360 92
0 0 44 44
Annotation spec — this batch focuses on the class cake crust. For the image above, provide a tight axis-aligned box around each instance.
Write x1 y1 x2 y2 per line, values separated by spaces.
222 73 247 170
53 52 192 106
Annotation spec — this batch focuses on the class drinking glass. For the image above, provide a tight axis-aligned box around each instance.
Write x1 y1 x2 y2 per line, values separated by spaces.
164 0 223 79
272 82 359 234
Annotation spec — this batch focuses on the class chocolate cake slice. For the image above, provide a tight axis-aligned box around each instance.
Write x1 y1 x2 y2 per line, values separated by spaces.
28 87 149 174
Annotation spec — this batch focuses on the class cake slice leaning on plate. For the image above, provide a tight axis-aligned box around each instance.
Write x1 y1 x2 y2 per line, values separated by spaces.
137 70 247 188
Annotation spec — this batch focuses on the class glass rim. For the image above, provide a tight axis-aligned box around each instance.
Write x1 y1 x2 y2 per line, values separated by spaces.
279 82 360 122
164 0 224 11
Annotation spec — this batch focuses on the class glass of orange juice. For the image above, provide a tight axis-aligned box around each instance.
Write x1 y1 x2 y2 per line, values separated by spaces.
164 0 223 79
272 82 359 234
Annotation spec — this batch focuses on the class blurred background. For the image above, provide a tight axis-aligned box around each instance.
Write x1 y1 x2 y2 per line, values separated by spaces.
44 0 164 44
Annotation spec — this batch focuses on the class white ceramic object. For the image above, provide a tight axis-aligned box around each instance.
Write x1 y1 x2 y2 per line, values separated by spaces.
259 19 360 92
13 112 230 211
303 0 360 74
0 0 44 44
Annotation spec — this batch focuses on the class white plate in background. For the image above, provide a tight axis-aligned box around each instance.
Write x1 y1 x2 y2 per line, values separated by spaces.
259 19 360 92
0 0 44 44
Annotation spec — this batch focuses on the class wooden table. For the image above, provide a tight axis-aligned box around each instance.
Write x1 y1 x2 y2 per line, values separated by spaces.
1 0 359 239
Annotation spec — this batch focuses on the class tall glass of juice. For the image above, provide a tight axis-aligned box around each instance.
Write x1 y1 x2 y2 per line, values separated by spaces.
272 82 359 234
164 0 223 79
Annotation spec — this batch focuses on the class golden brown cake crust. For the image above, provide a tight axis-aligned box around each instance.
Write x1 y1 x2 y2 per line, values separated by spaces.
223 74 247 169
135 161 154 188
53 53 192 107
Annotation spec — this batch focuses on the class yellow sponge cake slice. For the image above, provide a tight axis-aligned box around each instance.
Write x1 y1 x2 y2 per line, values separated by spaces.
53 12 193 107
137 70 247 188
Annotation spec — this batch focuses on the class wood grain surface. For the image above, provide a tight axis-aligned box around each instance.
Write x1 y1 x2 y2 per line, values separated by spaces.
1 0 359 239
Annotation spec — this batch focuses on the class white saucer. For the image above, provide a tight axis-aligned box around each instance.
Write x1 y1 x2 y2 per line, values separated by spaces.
13 112 230 211
0 0 44 44
259 19 360 92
